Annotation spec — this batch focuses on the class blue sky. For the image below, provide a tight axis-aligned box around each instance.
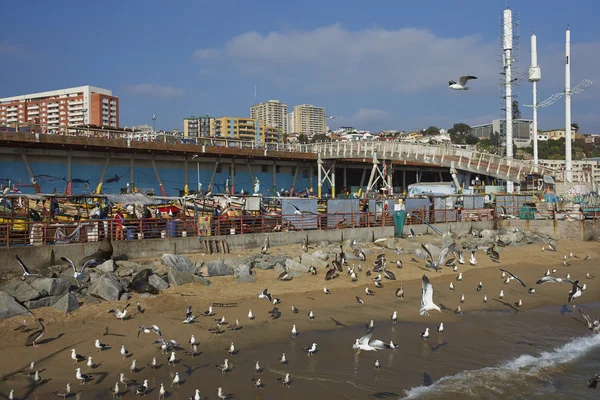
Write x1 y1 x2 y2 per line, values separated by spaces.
1 0 599 133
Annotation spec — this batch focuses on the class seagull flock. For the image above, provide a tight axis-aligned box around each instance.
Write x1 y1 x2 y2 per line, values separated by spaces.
7 234 599 397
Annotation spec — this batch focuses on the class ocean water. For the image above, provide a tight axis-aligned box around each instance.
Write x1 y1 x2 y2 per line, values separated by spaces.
20 303 600 399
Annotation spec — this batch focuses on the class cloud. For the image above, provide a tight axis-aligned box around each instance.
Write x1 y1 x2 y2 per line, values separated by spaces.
125 84 185 99
194 24 498 94
352 108 390 122
193 48 220 60
0 42 21 54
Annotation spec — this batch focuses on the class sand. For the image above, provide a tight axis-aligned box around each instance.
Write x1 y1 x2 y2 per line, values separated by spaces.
0 238 599 398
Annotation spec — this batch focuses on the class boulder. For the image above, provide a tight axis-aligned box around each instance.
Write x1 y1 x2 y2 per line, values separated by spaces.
30 277 72 297
237 274 257 283
274 263 286 276
96 260 115 273
479 229 496 242
285 259 310 273
206 259 233 276
140 293 158 299
1 282 41 302
120 292 132 301
81 296 101 306
311 250 330 262
53 293 80 313
167 269 196 287
300 253 328 269
27 296 61 310
192 276 211 286
254 256 288 270
234 264 251 278
116 266 135 278
286 271 304 278
161 254 198 274
115 260 145 271
148 274 169 290
87 273 124 301
0 291 32 319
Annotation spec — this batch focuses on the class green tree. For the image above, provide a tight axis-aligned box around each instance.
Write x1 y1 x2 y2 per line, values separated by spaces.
512 100 521 120
490 131 500 147
447 122 472 144
423 126 440 136
465 134 479 145
310 133 328 143
297 133 309 144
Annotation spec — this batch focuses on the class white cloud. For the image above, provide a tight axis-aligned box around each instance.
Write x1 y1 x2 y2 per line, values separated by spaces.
125 84 185 99
0 42 20 54
195 24 498 94
194 48 220 60
352 108 390 122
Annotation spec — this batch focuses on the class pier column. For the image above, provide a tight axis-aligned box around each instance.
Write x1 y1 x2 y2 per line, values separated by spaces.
129 158 135 193
96 155 111 194
208 160 219 188
272 161 277 195
66 151 72 195
317 155 323 199
343 167 347 190
19 152 38 192
290 165 299 196
184 156 189 196
403 170 406 192
386 161 393 195
151 158 167 196
230 161 235 195
331 161 336 198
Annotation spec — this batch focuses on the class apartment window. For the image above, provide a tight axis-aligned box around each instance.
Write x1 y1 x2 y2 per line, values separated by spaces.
261 165 268 173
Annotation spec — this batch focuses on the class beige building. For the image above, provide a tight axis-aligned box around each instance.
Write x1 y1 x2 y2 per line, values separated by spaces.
250 100 287 136
212 117 280 143
538 159 600 183
540 128 573 141
183 115 214 138
290 104 326 135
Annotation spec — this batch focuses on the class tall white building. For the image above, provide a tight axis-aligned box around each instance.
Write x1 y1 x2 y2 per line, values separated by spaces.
250 100 288 136
291 104 326 135
287 111 295 135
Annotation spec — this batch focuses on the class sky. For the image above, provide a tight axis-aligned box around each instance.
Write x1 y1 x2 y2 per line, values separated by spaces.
1 0 599 133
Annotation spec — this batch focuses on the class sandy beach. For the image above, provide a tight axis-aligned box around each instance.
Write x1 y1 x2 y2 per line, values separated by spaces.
0 237 599 399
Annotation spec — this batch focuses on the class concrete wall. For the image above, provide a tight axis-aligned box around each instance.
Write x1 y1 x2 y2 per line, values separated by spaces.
0 226 395 271
498 219 585 241
407 221 496 236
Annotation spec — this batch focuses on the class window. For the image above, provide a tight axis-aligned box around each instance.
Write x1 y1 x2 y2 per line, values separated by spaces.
261 165 268 173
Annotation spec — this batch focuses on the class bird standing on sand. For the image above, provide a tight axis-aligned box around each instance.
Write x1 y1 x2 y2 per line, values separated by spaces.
308 310 315 321
25 318 46 347
421 328 430 340
365 287 375 296
460 294 465 303
499 290 504 299
323 287 331 295
278 373 291 387
109 382 119 399
261 238 269 254
95 339 110 352
280 353 287 365
437 323 444 334
171 372 180 388
168 352 176 366
75 368 90 385
304 343 317 356
159 383 166 400
391 311 398 323
136 380 149 396
248 309 254 320
449 282 455 291
515 299 523 308
54 384 70 399
87 357 95 371
216 359 230 374
375 360 381 370
457 273 463 281
71 349 85 364
396 282 405 299
469 251 477 266
108 304 130 321
356 296 365 305
218 387 233 399
120 345 129 360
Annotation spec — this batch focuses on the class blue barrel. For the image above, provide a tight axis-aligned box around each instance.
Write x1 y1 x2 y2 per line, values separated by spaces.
126 228 135 240
168 220 178 238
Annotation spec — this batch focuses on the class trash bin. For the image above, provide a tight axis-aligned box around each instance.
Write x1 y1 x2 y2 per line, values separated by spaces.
519 205 535 220
126 228 135 240
167 219 178 238
393 210 407 237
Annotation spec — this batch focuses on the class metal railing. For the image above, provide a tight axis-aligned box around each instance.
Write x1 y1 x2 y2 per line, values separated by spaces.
297 141 560 181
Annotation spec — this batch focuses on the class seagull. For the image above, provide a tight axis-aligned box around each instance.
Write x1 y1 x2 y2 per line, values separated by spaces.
365 287 375 296
94 338 110 352
458 251 465 265
420 328 430 340
352 331 391 354
484 294 488 302
261 238 269 254
168 352 176 366
87 356 95 371
449 75 478 90
280 353 287 365
109 382 119 399
120 344 129 360
183 305 195 323
391 311 398 323
217 387 233 400
60 257 98 282
149 357 157 369
396 282 404 299
499 290 504 299
15 255 42 280
251 378 263 389
365 320 374 330
278 373 292 387
171 372 180 388
356 296 365 305
304 343 318 356
374 281 383 289
455 305 462 315
437 323 444 334
585 254 591 260
420 274 441 316
536 276 576 285
547 242 557 251
457 273 463 281
586 273 595 279
71 348 85 364
247 309 256 320
469 251 477 266
324 287 331 295
477 282 483 292
290 203 316 215
499 269 527 287
53 383 71 399
129 359 137 374
202 306 215 316
216 359 230 374
159 383 166 400
226 342 236 355
136 380 149 396
13 319 27 332
258 289 272 302
292 304 299 313
390 341 399 350
579 309 600 333
292 324 298 338
120 372 136 386
25 318 46 347
460 294 465 303
255 361 262 373
515 299 523 308
449 282 455 290
375 360 381 369
420 233 455 271
138 325 162 337
108 303 130 321
568 280 583 303
75 368 90 385
302 238 309 252
308 310 315 320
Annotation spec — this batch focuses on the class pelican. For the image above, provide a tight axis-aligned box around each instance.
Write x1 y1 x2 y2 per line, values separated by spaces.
25 318 46 347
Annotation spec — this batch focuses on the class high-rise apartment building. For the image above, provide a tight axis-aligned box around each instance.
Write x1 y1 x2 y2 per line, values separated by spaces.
250 100 288 136
0 86 119 133
183 115 214 138
291 104 326 135
213 117 280 143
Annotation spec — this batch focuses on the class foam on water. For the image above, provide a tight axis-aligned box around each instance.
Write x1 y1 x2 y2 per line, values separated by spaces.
402 333 600 399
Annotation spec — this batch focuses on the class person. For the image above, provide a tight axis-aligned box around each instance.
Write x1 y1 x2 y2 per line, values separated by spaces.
114 209 125 240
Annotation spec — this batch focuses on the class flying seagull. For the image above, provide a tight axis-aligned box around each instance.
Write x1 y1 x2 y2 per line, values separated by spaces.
499 269 527 287
420 274 441 316
352 331 391 354
15 255 42 280
60 257 98 283
449 75 478 90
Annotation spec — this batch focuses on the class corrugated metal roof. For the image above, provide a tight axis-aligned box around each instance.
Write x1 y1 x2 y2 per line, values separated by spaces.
104 193 158 205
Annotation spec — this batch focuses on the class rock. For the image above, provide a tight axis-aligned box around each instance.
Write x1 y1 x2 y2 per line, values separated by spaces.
120 292 132 301
274 263 286 276
88 272 101 284
300 253 328 269
285 259 310 273
116 266 135 278
87 273 124 301
319 241 331 247
27 296 62 310
161 254 198 274
224 257 250 269
254 256 288 270
140 293 158 299
0 291 32 319
345 253 360 261
53 293 80 313
237 274 257 283
1 282 41 302
234 264 251 278
206 259 233 277
287 271 304 278
115 260 145 272
167 269 196 287
192 276 211 286
96 260 115 273
479 229 496 242
148 274 169 290
311 250 330 261
30 277 72 297
81 296 101 306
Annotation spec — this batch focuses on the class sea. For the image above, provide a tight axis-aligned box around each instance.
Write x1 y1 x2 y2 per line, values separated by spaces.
26 303 600 399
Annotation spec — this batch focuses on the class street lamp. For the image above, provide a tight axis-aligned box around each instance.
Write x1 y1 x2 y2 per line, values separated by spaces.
152 114 157 132
81 108 88 136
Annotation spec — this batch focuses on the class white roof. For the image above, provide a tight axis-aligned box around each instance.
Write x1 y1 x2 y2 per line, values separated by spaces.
0 85 113 102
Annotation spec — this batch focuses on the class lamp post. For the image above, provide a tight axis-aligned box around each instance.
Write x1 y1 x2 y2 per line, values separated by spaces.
81 108 88 136
152 114 157 132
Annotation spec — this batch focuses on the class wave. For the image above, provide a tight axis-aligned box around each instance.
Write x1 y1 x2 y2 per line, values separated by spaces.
402 333 600 399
